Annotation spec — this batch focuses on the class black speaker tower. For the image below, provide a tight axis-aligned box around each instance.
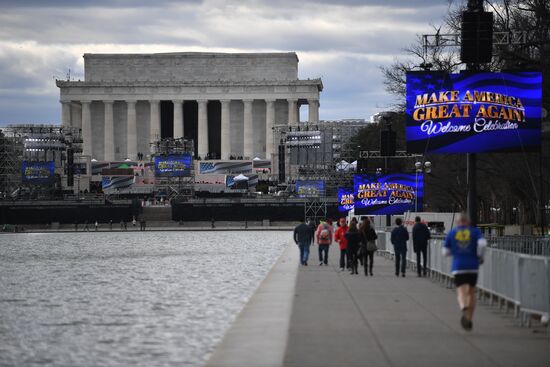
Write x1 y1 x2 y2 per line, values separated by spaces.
461 10 493 64
278 144 286 183
380 130 396 157
67 148 74 187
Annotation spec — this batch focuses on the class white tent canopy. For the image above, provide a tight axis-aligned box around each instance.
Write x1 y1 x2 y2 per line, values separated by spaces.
253 157 262 161
234 174 249 181
336 160 349 171
336 160 356 172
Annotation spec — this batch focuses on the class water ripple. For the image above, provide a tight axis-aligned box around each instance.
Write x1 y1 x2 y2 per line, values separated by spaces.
0 231 288 367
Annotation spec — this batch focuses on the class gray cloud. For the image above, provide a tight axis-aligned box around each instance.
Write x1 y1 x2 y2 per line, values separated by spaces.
0 0 451 124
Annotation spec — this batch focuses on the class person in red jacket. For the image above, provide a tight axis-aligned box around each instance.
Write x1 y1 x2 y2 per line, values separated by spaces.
334 218 349 271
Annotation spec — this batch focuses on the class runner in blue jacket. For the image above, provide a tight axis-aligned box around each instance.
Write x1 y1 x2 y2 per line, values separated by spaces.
443 213 487 331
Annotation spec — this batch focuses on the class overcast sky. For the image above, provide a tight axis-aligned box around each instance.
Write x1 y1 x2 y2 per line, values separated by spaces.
0 0 452 125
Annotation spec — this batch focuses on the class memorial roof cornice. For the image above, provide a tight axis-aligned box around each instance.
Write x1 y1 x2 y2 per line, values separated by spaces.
83 52 299 60
56 78 323 90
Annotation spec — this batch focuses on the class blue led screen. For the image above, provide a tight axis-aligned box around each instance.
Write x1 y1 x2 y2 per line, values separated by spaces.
154 154 192 177
353 174 423 215
21 161 55 185
338 187 354 213
406 71 541 153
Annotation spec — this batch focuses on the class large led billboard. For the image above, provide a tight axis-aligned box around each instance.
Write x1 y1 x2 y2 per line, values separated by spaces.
154 154 192 177
21 161 55 185
295 180 325 198
354 174 423 215
406 71 542 153
338 187 355 213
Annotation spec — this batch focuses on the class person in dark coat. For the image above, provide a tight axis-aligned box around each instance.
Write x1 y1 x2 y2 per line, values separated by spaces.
307 219 316 242
391 218 409 277
412 216 431 277
294 219 314 266
344 222 361 275
359 218 378 276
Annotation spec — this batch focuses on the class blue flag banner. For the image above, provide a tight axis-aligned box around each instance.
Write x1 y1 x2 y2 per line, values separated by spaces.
406 71 542 153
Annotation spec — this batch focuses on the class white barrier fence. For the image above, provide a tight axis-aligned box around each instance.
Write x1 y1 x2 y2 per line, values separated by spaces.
377 231 550 327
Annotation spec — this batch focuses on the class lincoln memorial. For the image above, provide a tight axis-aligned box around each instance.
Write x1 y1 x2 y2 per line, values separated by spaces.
56 52 323 161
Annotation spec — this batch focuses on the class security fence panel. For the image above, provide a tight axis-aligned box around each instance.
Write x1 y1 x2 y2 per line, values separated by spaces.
491 250 520 303
517 256 549 316
379 229 549 322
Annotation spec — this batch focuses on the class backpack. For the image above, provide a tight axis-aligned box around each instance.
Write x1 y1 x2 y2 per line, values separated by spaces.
319 224 330 241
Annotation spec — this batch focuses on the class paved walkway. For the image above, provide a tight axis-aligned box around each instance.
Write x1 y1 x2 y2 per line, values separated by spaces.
284 245 550 367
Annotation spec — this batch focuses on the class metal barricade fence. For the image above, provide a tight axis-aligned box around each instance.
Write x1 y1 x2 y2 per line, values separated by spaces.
429 234 550 256
376 231 550 326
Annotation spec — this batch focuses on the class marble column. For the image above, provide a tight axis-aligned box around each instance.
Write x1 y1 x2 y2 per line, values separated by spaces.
103 100 115 161
149 100 161 150
81 101 92 157
308 99 319 124
220 99 231 160
265 99 276 159
197 100 209 158
243 99 254 159
72 104 82 129
126 100 137 160
288 99 298 125
61 101 71 127
173 100 184 139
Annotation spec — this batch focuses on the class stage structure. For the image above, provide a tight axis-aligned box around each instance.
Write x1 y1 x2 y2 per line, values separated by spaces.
0 124 82 197
273 119 367 221
152 137 195 200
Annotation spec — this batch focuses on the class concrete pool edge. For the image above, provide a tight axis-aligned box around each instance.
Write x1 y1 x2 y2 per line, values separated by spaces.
205 242 299 367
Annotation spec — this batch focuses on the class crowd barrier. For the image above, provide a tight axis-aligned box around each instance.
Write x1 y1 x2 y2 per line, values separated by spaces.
377 231 550 327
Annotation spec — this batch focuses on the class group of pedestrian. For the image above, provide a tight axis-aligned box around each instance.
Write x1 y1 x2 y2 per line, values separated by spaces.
295 212 485 331
390 216 431 278
293 216 379 276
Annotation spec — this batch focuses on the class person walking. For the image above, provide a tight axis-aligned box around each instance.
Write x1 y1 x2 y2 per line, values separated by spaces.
307 219 316 241
316 219 332 265
334 218 349 271
294 219 314 266
360 218 378 276
344 222 361 275
412 216 431 277
83 220 89 232
390 218 409 277
109 220 113 231
443 213 486 331
94 221 98 231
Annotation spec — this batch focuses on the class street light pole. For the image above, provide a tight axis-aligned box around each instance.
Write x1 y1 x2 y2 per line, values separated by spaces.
465 0 485 226
415 161 431 213
415 170 419 212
